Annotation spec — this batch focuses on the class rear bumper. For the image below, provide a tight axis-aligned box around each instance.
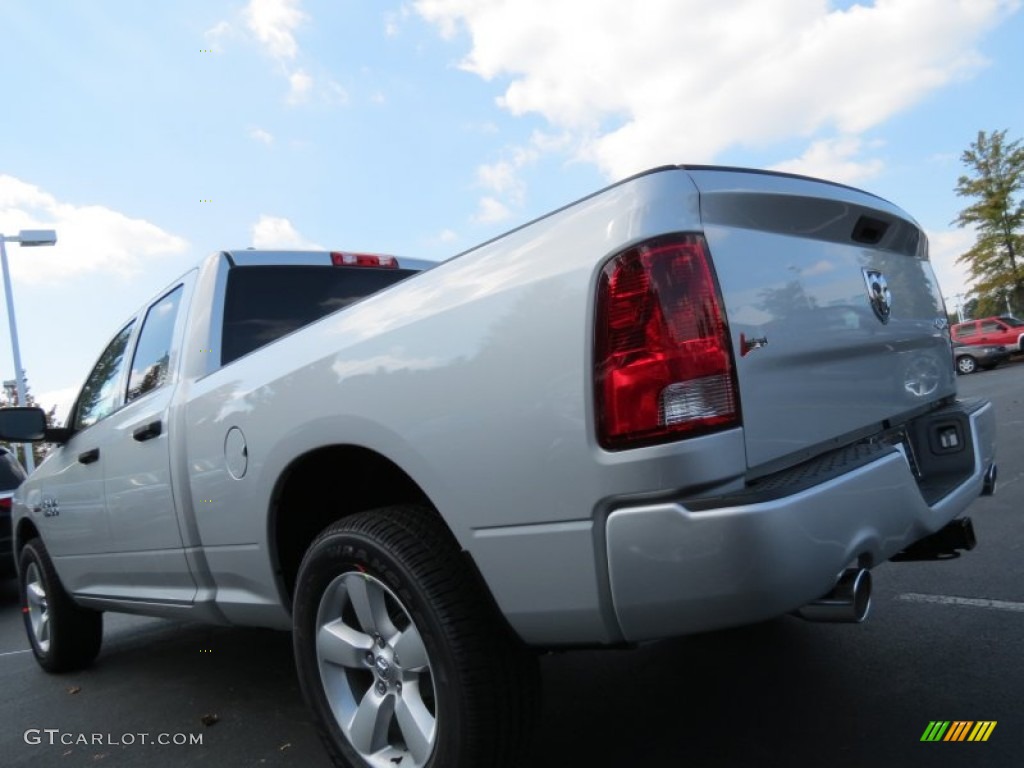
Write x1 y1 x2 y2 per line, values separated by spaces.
605 400 996 642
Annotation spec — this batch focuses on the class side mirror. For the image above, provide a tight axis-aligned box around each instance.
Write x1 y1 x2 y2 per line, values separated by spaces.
0 406 70 444
0 407 48 441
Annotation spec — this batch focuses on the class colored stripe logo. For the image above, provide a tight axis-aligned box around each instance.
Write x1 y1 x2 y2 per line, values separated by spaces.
921 721 996 742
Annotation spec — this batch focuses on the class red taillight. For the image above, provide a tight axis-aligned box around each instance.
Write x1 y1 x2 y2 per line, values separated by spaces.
0 497 11 511
330 252 399 268
595 233 739 450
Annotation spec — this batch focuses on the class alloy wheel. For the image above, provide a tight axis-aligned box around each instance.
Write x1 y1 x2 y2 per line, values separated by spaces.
315 571 437 768
24 561 51 652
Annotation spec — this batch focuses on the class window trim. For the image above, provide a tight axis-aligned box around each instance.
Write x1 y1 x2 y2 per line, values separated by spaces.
125 284 186 407
69 319 140 434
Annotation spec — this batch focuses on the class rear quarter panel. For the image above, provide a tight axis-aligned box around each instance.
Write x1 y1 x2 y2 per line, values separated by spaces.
183 169 748 642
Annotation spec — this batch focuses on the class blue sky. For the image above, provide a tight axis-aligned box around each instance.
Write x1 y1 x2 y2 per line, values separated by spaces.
1 0 1022 419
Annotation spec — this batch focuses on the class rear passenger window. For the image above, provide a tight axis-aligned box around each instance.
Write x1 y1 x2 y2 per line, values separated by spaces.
127 286 183 403
956 323 977 338
220 266 415 366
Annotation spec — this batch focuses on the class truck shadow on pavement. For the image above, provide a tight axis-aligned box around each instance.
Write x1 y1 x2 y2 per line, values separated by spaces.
3 581 1013 768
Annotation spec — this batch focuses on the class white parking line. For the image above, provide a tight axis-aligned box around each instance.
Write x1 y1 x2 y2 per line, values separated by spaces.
898 593 1024 612
0 649 32 657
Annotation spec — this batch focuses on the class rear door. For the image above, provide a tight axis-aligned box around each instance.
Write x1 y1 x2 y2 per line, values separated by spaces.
687 169 954 471
101 278 197 603
977 317 1024 347
952 321 979 343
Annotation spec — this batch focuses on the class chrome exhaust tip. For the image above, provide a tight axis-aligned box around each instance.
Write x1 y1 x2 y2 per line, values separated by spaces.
795 568 872 623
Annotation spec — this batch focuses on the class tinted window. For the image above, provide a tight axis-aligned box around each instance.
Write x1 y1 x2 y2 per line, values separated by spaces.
999 315 1024 327
221 266 415 365
981 320 1003 333
127 286 183 402
74 323 135 430
955 323 977 338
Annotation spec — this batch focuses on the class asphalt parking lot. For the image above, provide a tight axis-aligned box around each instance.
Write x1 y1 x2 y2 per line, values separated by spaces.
2 362 1022 767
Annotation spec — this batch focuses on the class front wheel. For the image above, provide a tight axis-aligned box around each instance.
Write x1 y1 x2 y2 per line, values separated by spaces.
19 538 103 672
293 507 539 768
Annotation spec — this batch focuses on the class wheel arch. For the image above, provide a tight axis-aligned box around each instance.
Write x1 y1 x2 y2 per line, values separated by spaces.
15 517 41 562
269 444 440 609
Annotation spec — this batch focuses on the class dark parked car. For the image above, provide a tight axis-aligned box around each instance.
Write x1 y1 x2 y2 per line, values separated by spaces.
954 343 1011 375
0 445 28 576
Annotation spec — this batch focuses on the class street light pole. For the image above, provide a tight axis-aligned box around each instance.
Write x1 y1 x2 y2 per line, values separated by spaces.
0 229 57 473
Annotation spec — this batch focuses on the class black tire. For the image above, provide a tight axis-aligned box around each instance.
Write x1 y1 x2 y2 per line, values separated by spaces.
19 538 103 672
292 506 539 768
956 355 977 375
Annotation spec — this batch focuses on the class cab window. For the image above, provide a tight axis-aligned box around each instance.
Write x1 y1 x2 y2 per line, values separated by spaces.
220 265 416 366
73 322 136 431
127 286 183 403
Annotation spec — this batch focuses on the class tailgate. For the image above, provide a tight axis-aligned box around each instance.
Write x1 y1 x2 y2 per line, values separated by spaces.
686 168 954 470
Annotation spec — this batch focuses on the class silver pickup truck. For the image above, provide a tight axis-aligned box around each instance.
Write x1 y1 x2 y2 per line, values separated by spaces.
2 166 997 768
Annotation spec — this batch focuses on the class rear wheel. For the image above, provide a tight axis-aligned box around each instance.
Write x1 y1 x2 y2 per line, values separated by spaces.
956 355 977 375
19 538 103 672
293 506 539 768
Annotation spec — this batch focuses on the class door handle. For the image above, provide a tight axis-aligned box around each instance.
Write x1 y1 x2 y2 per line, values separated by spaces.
133 420 163 442
78 448 100 465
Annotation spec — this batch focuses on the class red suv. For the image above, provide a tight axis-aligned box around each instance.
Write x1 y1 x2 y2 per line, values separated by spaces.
951 315 1024 352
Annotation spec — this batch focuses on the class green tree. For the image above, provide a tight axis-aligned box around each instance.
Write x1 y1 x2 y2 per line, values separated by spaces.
0 373 58 468
962 296 980 321
953 129 1024 315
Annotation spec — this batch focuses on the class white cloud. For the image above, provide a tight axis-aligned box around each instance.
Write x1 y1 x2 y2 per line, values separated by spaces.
477 160 521 198
439 228 459 243
35 386 78 426
770 136 885 185
474 140 542 218
251 215 323 249
474 196 512 223
470 121 500 135
204 20 233 52
213 1 334 106
287 68 314 104
0 175 188 284
244 0 308 61
325 80 350 106
385 8 412 37
927 228 976 300
248 126 274 145
416 0 1016 180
